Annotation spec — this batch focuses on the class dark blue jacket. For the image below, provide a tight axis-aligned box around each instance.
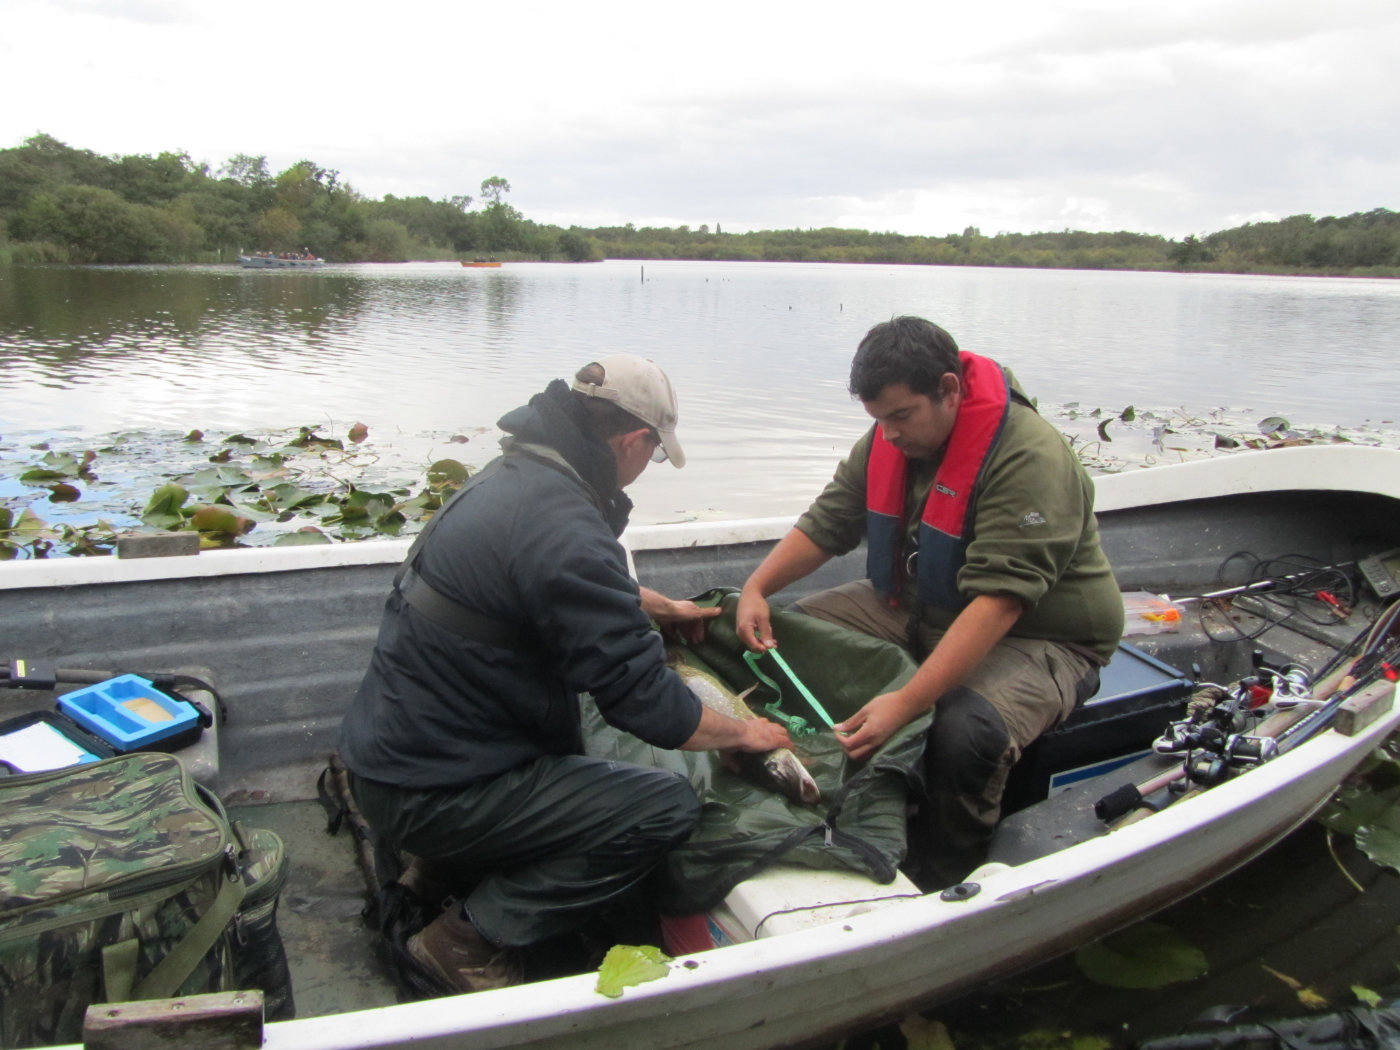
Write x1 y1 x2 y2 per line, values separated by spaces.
338 384 702 789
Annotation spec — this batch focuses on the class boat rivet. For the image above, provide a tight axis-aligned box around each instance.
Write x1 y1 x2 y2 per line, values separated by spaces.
940 882 981 902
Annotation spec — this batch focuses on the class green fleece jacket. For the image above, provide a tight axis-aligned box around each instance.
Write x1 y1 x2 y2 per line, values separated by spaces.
795 372 1124 663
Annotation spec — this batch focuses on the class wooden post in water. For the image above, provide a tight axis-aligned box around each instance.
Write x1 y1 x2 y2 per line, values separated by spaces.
641 265 645 283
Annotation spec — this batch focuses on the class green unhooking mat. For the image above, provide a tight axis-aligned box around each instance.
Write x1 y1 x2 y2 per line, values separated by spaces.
583 589 928 915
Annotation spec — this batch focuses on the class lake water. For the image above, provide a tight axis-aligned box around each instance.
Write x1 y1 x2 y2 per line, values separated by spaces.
2 260 1399 530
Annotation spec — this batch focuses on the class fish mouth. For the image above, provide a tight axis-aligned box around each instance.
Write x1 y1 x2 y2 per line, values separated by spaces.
764 754 822 806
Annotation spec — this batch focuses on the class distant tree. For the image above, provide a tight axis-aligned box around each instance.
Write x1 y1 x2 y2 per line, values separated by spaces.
558 229 601 262
220 154 271 188
255 206 302 249
479 176 511 205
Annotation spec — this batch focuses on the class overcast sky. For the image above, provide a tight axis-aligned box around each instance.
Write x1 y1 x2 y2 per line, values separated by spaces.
5 0 1396 239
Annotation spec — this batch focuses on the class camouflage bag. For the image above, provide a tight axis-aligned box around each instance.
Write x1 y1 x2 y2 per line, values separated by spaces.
0 752 285 1047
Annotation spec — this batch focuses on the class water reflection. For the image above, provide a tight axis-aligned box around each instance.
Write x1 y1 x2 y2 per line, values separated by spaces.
3 260 1400 525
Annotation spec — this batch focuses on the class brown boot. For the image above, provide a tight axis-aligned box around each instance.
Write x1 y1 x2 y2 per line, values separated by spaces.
407 907 524 994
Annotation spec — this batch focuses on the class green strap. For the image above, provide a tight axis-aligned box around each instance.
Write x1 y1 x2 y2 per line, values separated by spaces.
101 938 140 1003
742 649 837 732
128 865 247 1001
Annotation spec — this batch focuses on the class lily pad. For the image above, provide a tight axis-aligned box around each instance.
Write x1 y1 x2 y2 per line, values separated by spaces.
1074 921 1208 988
1318 756 1400 870
595 944 671 998
141 484 189 529
900 1015 956 1050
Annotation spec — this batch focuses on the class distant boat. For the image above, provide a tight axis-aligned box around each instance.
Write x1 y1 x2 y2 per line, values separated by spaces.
461 259 502 268
239 253 325 268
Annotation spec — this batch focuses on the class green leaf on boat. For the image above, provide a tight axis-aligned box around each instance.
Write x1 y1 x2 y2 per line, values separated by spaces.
594 944 671 998
1073 922 1207 988
142 484 189 529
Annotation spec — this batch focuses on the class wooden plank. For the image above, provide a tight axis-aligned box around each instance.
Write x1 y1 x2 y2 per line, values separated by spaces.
83 990 263 1050
1333 680 1396 737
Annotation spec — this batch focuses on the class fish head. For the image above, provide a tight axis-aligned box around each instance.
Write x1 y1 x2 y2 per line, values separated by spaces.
763 750 822 806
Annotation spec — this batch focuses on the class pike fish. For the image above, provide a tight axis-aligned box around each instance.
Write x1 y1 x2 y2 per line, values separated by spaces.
672 658 821 806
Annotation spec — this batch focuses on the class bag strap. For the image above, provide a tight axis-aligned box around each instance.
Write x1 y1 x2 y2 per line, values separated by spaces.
101 860 248 1003
390 458 525 647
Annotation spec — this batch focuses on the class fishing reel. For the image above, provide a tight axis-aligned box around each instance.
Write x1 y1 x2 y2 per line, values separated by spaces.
1178 734 1279 787
1154 659 1302 788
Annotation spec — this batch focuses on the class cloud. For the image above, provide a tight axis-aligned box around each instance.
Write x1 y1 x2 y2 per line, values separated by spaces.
2 0 1396 239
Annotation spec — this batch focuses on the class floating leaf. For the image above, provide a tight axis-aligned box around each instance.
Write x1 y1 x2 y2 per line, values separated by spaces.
142 484 189 529
426 458 470 488
1258 415 1291 436
1074 922 1208 988
274 528 332 546
1260 963 1328 1008
48 483 81 503
1096 419 1113 443
1354 985 1383 1008
1120 405 1136 422
209 448 233 463
185 429 204 442
900 1015 955 1050
224 433 259 445
1318 765 1400 871
348 421 369 444
595 944 670 998
190 504 255 536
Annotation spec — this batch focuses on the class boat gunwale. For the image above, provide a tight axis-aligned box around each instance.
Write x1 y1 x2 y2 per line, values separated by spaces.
241 684 1400 1050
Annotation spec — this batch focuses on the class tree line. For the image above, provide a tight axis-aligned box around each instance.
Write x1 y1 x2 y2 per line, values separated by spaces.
0 135 600 265
1 134 1395 275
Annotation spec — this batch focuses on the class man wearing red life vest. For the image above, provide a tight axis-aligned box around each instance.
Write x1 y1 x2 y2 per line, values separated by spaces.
736 316 1124 886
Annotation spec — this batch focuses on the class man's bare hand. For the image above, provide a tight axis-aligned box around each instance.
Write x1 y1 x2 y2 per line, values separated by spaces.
736 717 792 753
640 587 722 644
833 692 916 762
735 585 778 652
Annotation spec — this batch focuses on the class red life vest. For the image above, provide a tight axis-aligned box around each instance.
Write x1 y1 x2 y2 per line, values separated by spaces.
865 351 1013 610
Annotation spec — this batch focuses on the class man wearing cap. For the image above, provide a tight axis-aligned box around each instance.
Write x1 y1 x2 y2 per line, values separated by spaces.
735 317 1123 887
339 355 791 995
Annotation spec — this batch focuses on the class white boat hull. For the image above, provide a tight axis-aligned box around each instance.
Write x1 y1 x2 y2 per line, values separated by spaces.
5 445 1397 1049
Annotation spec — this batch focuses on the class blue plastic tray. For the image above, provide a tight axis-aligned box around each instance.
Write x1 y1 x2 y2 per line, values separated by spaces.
57 674 200 751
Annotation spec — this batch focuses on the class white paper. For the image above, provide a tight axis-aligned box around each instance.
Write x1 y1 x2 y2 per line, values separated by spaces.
0 721 98 772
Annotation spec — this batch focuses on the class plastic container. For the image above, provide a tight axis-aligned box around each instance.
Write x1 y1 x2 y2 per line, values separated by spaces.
57 674 201 752
1121 590 1184 635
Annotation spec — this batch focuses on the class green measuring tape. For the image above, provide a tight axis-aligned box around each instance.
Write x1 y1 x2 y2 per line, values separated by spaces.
742 648 838 736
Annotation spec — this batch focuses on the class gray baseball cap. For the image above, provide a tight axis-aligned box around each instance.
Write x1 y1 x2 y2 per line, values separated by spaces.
571 354 685 468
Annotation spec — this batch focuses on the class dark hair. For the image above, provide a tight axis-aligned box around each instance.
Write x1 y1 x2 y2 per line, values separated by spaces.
848 316 961 401
572 362 651 439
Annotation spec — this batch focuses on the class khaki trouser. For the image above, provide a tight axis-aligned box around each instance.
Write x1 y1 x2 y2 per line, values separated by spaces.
791 580 1100 885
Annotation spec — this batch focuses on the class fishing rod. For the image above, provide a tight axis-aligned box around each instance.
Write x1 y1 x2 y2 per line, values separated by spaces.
1096 598 1400 826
